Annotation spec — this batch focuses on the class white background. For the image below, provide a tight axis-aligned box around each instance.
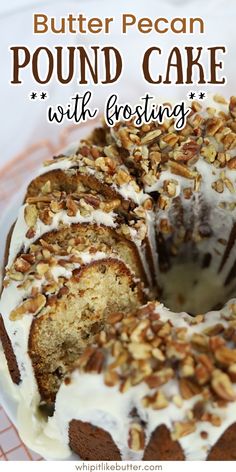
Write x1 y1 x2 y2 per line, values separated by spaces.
0 0 236 167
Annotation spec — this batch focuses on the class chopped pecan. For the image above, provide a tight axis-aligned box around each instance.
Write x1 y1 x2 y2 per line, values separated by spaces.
223 132 236 150
24 204 38 227
206 118 223 136
168 160 197 179
191 333 209 352
14 257 31 273
163 179 178 197
41 180 52 194
227 156 236 169
142 390 168 410
212 179 224 193
66 197 79 217
36 262 50 276
115 169 131 185
144 368 174 388
39 208 53 225
104 369 119 387
200 144 217 163
128 423 145 451
107 312 124 325
130 319 150 342
100 199 121 212
171 421 196 441
83 195 100 208
229 96 236 118
203 324 225 337
128 342 151 360
214 347 236 366
173 140 200 163
211 369 236 401
228 364 236 383
162 132 179 147
141 129 161 145
192 400 205 420
10 293 46 320
195 363 211 385
79 347 104 374
166 341 190 360
179 378 201 399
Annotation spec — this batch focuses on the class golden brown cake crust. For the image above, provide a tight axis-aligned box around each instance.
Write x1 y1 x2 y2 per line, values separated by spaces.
68 422 185 461
69 419 121 461
0 315 20 384
207 422 236 460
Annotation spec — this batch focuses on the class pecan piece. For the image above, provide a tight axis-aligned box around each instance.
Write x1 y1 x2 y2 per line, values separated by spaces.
142 390 168 410
10 294 46 320
227 156 236 169
229 96 236 118
171 421 196 441
211 369 236 401
173 140 200 163
24 204 38 227
128 423 145 451
168 160 197 179
80 347 104 374
128 342 151 360
107 312 124 325
141 129 161 145
179 378 201 399
215 347 236 366
14 257 31 273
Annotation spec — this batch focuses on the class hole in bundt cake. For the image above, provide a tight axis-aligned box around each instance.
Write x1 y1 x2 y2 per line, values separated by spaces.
157 261 231 316
155 195 236 316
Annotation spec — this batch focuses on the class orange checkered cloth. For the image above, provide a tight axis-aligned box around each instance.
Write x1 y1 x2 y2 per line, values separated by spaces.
0 122 93 460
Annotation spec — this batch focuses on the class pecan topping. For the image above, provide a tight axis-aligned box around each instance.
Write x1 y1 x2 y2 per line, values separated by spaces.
143 390 168 410
227 156 236 169
179 378 201 399
215 347 236 366
173 140 200 163
229 96 236 118
14 257 31 273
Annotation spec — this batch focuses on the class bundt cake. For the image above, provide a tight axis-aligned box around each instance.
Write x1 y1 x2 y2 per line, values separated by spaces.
1 96 236 460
